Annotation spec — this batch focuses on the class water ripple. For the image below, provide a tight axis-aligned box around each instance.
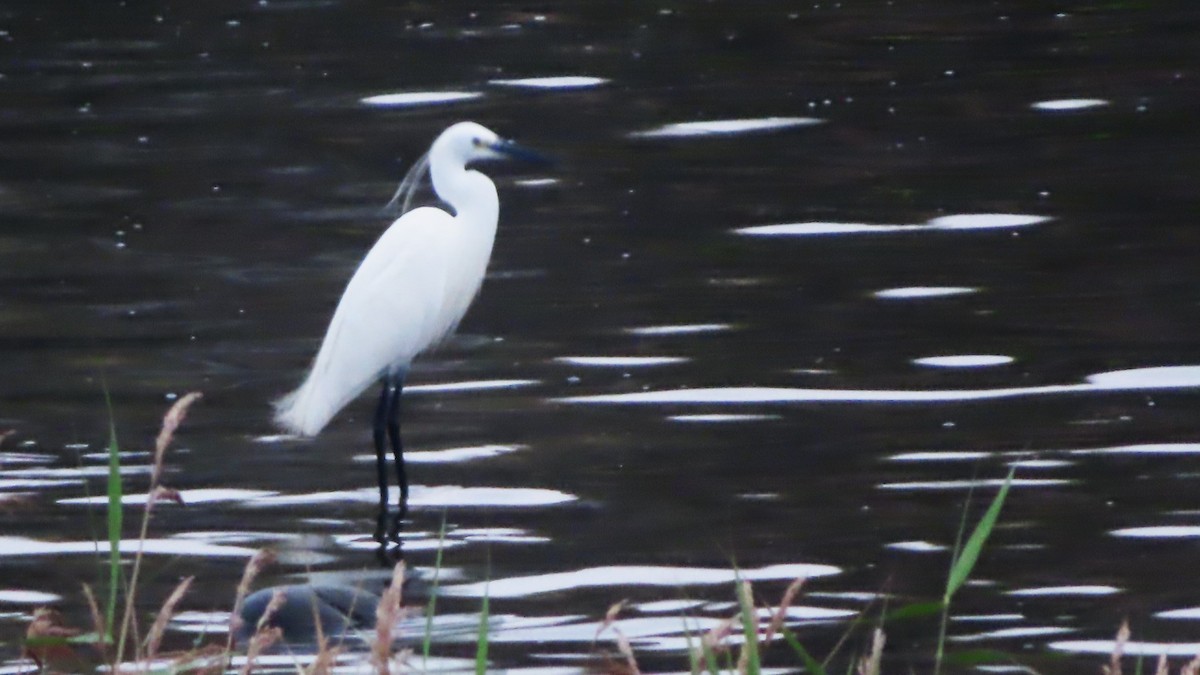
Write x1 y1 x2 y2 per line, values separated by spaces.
247 485 577 508
443 562 840 598
1110 526 1200 539
0 536 256 558
625 323 731 336
554 356 687 367
1050 639 1200 657
1031 98 1110 111
352 444 525 464
360 91 484 107
559 365 1200 405
1007 585 1121 597
736 213 1050 237
489 76 608 89
0 590 61 604
873 286 978 299
630 117 824 138
913 355 1014 368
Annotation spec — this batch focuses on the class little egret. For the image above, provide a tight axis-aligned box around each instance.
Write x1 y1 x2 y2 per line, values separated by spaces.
275 121 547 542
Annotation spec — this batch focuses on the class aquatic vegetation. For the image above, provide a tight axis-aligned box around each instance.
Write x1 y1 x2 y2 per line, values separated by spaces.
15 406 1177 673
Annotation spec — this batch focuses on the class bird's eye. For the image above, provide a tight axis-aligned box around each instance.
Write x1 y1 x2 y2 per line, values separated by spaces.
471 137 482 147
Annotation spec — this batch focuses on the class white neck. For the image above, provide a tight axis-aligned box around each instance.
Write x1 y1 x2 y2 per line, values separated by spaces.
431 162 499 228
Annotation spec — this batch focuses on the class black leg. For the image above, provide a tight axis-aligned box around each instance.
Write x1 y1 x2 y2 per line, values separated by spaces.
385 373 407 542
372 379 391 543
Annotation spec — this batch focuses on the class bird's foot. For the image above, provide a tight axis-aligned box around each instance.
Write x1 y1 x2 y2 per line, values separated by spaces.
374 506 407 544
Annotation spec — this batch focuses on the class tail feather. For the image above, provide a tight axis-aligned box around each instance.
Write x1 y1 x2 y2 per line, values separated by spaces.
273 378 339 437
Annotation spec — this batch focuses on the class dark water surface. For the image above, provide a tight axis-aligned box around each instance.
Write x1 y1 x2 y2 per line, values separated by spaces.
2 1 1200 672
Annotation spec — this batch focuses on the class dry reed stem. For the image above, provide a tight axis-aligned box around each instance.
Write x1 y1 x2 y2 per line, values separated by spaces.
227 548 276 652
1104 620 1131 675
1153 654 1167 675
1182 654 1200 675
119 392 203 663
171 644 229 675
148 486 184 506
595 599 628 642
701 617 733 654
145 576 194 658
304 636 342 675
153 392 202 485
81 583 105 646
230 589 287 673
612 625 641 675
764 577 805 644
239 626 281 675
736 580 760 675
856 627 885 675
372 561 407 675
23 607 84 670
256 589 288 634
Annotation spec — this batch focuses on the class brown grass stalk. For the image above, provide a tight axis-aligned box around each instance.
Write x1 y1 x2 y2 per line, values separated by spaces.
856 627 885 675
233 590 286 675
170 643 228 675
305 636 342 675
226 548 276 653
145 576 194 659
596 599 628 641
691 615 734 668
1182 654 1200 675
735 580 760 675
372 561 407 675
118 392 203 662
764 577 805 644
153 392 202 485
1104 620 1131 675
81 584 105 648
23 607 84 671
256 589 288 633
239 627 281 675
613 625 641 675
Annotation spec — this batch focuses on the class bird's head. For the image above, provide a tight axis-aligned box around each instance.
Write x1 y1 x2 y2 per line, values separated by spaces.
435 121 550 167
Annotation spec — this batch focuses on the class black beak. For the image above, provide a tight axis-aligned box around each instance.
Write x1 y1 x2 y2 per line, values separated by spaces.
489 139 555 166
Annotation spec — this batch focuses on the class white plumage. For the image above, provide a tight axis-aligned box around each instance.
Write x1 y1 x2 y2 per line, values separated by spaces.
275 121 515 436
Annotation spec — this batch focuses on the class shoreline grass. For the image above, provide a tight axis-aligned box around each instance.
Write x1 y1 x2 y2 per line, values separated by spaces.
16 401 1186 674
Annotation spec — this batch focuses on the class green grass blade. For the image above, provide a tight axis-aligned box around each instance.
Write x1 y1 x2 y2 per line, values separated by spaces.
942 648 1022 666
474 583 489 675
422 511 448 669
936 468 1014 675
103 390 122 641
700 625 721 675
779 625 827 675
736 581 761 675
885 601 945 622
944 468 1014 601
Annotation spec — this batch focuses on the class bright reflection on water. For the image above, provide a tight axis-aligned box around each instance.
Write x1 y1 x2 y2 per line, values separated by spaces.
912 355 1015 368
1007 586 1122 597
872 286 979 299
443 563 840 598
735 213 1050 237
359 91 484 107
629 117 824 138
489 76 608 89
1030 98 1110 111
559 365 1200 404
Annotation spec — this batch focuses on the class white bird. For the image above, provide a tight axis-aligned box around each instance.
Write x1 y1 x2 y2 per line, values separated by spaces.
274 121 547 542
